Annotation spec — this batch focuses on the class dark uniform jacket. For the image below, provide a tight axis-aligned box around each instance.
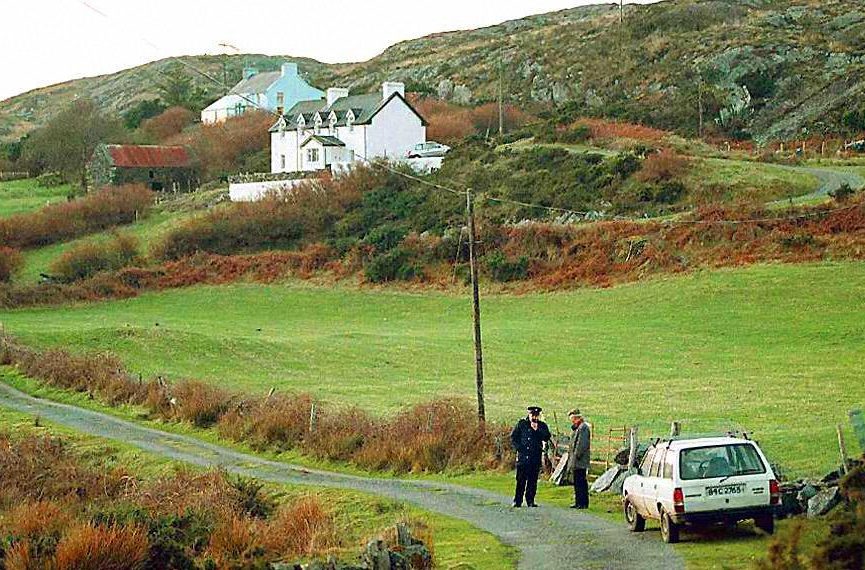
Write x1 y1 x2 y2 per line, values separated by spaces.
510 418 552 466
567 421 591 472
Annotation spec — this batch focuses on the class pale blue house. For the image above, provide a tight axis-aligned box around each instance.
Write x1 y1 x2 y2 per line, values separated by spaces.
201 62 324 124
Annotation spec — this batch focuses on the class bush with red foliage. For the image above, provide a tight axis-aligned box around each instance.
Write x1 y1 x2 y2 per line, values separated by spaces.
166 111 274 180
152 166 382 260
0 184 153 249
53 523 149 570
49 232 139 283
635 149 692 183
139 106 196 142
0 246 23 282
412 98 534 143
576 118 670 142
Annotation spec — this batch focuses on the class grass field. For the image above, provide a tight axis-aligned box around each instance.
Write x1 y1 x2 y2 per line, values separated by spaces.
0 178 73 217
0 404 517 569
1 262 863 478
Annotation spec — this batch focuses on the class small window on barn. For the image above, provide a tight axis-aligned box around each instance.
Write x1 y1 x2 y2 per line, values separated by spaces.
149 170 154 179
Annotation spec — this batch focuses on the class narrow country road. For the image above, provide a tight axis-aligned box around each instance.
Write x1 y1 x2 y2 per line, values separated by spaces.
0 382 682 570
772 164 865 205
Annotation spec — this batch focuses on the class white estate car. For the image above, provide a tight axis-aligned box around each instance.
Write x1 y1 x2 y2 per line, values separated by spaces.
407 141 451 158
622 436 780 543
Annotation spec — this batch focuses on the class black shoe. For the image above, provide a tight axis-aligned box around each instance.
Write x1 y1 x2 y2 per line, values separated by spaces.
527 503 539 508
511 502 522 508
569 504 579 509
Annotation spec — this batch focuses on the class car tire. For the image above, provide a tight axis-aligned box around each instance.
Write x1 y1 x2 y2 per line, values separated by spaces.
754 514 775 535
660 510 681 544
624 498 646 532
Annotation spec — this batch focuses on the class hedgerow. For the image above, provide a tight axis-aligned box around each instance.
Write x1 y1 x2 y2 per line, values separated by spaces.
0 184 153 249
49 233 139 283
0 334 514 474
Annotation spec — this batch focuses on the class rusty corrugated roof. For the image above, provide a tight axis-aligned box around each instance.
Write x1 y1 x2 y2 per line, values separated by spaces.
106 145 194 168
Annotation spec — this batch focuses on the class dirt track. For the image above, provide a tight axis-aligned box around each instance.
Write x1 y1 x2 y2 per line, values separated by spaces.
0 381 681 570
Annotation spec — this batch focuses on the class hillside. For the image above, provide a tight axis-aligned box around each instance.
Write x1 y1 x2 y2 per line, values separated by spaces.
2 0 865 144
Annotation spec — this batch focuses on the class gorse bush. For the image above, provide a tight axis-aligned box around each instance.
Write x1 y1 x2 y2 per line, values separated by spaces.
49 233 139 283
0 184 153 249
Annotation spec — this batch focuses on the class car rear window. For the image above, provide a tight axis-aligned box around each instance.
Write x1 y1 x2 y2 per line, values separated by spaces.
679 443 766 480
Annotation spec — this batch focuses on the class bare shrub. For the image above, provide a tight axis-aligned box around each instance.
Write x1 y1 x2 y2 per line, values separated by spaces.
140 106 195 142
206 515 263 568
0 246 23 282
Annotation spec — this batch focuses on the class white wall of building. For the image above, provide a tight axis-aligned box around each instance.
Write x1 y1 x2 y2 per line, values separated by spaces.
271 130 301 173
366 98 426 160
229 178 308 202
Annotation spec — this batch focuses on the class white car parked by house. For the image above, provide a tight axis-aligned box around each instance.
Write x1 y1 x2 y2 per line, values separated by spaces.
407 141 450 158
622 436 780 543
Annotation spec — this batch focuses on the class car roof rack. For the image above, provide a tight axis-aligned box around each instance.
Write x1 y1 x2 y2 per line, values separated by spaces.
654 431 750 447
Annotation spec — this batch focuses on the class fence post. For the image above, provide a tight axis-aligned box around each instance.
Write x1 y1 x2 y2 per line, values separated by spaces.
309 402 317 434
837 425 849 474
627 426 639 469
670 421 681 437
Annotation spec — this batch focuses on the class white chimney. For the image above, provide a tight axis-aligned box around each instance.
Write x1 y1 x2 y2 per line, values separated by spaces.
382 81 405 100
281 62 298 77
327 88 349 107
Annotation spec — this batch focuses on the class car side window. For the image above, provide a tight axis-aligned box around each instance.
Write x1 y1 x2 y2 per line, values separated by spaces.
663 452 675 479
650 449 665 477
640 448 656 475
415 143 423 150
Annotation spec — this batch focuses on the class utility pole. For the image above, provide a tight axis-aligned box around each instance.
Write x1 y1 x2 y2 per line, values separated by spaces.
698 70 704 139
466 189 486 423
620 0 624 23
498 62 504 137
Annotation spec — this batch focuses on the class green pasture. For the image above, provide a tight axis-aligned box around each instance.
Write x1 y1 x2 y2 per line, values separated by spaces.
1 262 863 478
682 158 820 203
0 178 73 218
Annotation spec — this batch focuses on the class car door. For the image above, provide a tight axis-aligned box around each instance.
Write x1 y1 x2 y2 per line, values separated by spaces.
646 447 669 518
631 447 656 517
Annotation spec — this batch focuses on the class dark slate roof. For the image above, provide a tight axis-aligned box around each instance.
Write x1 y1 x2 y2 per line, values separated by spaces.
270 91 427 132
228 71 281 96
301 135 345 147
105 145 194 168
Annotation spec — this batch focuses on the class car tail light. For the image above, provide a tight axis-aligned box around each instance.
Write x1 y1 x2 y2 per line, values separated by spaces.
673 487 685 514
769 480 780 505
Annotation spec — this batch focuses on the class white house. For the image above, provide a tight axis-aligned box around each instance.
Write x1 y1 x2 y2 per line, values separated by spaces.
269 82 428 173
201 62 324 125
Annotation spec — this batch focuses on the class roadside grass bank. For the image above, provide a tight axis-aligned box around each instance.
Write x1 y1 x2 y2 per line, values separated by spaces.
0 403 517 569
1 262 862 478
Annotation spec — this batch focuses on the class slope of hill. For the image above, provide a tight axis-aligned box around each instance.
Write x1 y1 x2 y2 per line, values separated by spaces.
2 0 864 143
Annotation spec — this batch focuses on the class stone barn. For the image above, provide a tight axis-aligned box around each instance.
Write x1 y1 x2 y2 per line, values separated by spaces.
88 144 198 191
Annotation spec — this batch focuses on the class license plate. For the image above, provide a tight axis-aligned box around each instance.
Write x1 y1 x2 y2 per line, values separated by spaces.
706 484 746 497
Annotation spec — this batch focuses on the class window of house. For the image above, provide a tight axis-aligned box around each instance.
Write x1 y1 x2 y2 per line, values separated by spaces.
276 92 284 115
307 148 319 163
280 155 285 169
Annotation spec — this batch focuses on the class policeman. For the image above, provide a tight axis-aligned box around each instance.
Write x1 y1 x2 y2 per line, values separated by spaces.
510 405 552 508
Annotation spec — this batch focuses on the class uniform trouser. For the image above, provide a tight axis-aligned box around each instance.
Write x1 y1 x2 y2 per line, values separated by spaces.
574 468 589 508
514 462 541 506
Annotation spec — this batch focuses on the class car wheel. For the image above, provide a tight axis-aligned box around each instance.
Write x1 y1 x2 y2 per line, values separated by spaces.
624 498 646 532
660 510 681 544
754 514 775 535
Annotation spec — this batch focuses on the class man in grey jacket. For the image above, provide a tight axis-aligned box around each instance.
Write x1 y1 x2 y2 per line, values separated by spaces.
566 408 591 509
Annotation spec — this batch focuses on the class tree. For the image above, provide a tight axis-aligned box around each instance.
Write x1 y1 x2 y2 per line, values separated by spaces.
20 99 125 189
123 98 167 130
140 106 195 142
155 66 209 111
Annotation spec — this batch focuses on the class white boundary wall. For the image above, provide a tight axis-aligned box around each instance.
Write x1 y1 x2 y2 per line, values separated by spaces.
229 178 309 202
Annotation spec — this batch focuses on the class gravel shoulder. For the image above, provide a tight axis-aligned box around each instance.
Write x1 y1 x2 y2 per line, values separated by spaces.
0 380 681 570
